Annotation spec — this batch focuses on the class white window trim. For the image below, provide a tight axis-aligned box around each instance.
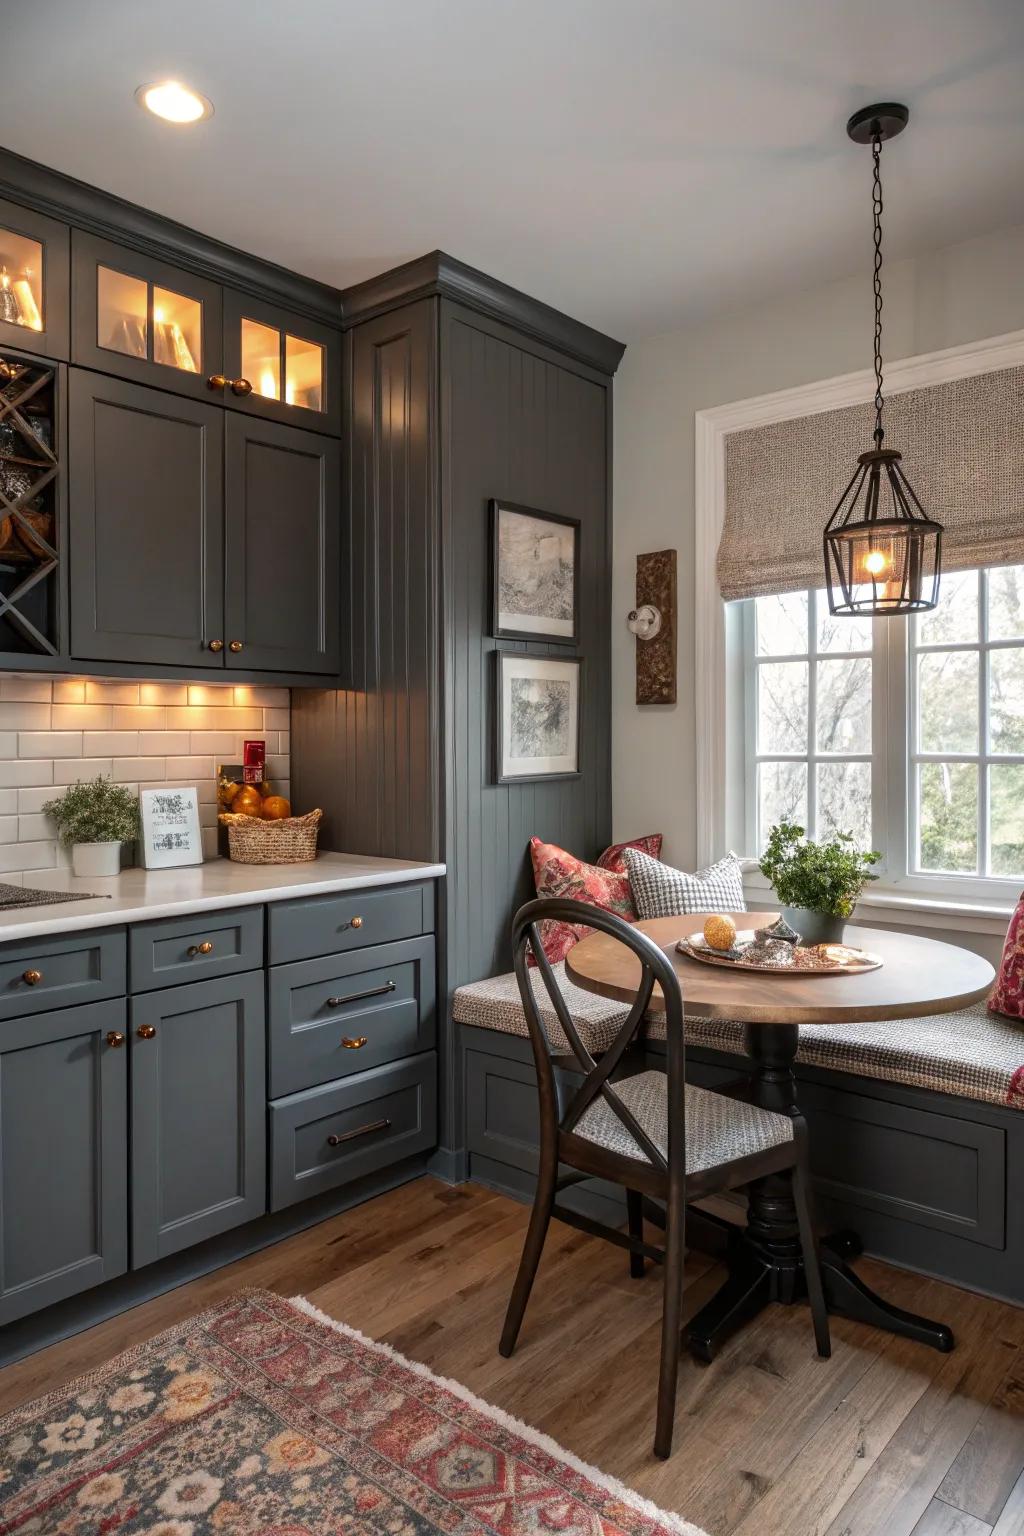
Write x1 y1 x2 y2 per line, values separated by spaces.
693 325 1024 930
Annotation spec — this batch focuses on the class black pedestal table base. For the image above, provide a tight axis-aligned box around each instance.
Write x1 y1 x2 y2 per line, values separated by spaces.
684 1022 955 1361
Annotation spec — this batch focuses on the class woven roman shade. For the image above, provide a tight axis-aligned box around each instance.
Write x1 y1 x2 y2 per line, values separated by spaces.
718 365 1024 601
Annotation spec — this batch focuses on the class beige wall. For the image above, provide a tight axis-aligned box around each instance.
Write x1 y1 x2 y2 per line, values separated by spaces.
612 222 1024 875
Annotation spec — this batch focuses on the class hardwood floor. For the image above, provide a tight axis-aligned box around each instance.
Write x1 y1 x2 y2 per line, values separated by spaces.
1 1176 1022 1536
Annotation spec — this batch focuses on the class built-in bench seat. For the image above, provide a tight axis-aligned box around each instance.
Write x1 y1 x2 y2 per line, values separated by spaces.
453 964 1024 1112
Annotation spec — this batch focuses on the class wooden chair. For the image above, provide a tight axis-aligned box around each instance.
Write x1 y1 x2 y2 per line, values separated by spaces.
499 897 830 1459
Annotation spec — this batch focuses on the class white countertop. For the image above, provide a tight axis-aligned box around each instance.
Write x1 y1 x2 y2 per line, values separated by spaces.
0 854 446 943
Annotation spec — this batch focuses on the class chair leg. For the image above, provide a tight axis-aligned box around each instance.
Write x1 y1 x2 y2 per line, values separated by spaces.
793 1155 831 1359
654 1195 686 1459
499 1151 557 1358
626 1188 645 1278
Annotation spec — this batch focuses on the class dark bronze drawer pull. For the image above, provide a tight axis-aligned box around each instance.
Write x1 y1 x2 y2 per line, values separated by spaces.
187 941 214 958
327 1117 391 1148
22 969 42 986
326 981 396 1009
341 1035 368 1049
346 915 364 931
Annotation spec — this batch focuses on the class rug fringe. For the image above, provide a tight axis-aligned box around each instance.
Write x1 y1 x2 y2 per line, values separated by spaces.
286 1292 709 1536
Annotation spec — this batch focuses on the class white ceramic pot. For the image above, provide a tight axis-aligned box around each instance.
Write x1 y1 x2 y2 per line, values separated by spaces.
72 841 122 878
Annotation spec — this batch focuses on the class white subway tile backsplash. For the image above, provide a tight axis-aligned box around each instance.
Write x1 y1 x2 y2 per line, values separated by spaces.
0 672 290 881
0 702 51 729
19 732 84 758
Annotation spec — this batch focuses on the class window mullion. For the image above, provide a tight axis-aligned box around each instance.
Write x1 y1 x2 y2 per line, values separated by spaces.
979 569 990 875
807 594 817 836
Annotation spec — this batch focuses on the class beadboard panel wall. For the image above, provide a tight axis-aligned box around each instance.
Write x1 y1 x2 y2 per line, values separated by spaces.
0 677 290 880
440 302 613 987
291 300 441 863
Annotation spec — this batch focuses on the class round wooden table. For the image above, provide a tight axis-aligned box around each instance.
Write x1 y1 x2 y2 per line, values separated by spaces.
566 911 996 1360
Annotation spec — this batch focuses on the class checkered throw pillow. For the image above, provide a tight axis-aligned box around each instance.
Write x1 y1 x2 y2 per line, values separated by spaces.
624 846 747 918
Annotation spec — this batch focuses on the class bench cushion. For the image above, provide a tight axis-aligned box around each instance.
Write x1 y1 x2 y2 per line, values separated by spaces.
454 970 1024 1112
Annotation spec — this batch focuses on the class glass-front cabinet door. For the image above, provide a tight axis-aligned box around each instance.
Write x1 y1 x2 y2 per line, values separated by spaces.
71 231 222 401
223 290 340 433
0 197 69 360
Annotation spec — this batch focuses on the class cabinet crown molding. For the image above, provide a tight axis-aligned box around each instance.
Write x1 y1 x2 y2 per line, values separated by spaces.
339 251 626 376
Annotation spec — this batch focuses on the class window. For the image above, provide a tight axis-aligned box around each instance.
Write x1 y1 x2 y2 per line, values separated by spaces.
739 564 1024 894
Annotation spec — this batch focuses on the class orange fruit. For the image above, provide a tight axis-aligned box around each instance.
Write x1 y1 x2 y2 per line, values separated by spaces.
231 785 264 818
261 796 292 820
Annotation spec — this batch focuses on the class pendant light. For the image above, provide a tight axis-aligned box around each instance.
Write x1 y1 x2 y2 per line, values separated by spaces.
824 103 942 617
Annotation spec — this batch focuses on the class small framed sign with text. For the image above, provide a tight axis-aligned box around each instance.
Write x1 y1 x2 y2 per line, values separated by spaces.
140 787 203 869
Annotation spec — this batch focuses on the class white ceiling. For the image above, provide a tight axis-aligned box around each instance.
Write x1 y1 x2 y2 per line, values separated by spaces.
2 0 1022 340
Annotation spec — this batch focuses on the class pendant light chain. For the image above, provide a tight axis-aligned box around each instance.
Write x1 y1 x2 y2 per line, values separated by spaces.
871 132 885 445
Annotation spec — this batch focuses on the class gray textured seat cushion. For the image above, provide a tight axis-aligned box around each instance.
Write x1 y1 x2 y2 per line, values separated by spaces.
575 1070 794 1173
453 970 1024 1111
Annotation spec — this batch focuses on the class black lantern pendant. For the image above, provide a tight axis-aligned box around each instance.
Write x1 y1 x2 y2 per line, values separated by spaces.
824 104 942 617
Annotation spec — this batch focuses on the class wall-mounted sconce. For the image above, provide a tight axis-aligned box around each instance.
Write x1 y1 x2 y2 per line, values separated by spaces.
631 550 677 705
626 603 662 641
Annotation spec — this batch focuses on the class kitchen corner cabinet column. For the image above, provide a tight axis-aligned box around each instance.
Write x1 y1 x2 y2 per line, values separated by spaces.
69 370 225 668
0 1001 128 1326
130 972 266 1267
223 413 340 674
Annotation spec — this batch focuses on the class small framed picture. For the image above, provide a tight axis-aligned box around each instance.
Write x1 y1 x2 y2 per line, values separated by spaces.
140 787 203 869
491 499 580 644
497 652 582 783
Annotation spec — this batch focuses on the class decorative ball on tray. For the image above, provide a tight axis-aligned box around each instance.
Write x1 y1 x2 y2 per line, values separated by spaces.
703 914 737 952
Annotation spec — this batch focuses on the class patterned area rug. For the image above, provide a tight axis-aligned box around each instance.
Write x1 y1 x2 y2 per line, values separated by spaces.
0 1288 709 1536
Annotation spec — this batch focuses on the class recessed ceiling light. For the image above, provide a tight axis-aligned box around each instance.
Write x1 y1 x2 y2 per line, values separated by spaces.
135 80 213 124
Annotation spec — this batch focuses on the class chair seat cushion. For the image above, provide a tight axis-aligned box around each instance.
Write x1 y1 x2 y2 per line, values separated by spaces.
573 1070 794 1173
454 971 1024 1111
452 963 632 1054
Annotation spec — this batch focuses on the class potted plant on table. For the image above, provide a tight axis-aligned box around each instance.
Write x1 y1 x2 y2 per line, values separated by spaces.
759 820 881 945
43 776 140 878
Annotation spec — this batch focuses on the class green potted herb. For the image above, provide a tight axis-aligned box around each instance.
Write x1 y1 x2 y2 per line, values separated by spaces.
759 820 881 945
43 776 140 878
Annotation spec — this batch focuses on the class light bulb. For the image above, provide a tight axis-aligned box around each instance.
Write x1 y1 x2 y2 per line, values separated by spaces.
864 549 889 577
135 81 213 124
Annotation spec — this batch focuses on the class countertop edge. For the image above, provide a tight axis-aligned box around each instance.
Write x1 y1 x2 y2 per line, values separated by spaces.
0 860 447 945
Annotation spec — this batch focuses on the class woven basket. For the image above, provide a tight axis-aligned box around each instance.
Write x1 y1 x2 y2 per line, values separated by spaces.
218 808 322 865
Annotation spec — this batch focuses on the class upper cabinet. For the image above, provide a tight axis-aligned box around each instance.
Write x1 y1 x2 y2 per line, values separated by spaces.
0 197 69 360
72 232 223 402
222 291 341 434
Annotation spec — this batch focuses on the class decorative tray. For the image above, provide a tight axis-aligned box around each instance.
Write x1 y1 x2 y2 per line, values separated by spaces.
676 931 883 975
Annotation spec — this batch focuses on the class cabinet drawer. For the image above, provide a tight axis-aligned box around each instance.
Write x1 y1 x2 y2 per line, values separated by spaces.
130 906 264 991
269 936 435 1096
268 882 433 964
269 1053 437 1211
0 928 126 1020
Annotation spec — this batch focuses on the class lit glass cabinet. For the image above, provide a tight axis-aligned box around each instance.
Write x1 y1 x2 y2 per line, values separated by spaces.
72 231 223 401
0 198 70 361
223 291 339 431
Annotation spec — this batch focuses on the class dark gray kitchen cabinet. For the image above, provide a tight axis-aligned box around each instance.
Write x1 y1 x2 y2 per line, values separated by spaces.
130 971 266 1267
72 230 223 403
0 195 70 361
0 1000 128 1326
69 369 226 669
224 413 340 674
223 288 341 435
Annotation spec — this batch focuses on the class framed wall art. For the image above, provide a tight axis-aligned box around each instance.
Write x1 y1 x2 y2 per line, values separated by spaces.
490 499 579 644
496 651 581 782
140 786 203 869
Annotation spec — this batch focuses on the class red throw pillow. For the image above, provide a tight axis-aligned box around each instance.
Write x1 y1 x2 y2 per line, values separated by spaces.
597 833 664 876
990 892 1024 1020
527 836 636 965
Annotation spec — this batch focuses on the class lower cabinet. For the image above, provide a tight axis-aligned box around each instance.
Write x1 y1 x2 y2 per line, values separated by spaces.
0 1000 128 1326
130 972 267 1267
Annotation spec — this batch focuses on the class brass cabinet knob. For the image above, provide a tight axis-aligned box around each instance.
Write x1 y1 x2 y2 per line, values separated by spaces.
187 940 214 957
105 1030 125 1048
136 1024 157 1040
208 639 224 653
231 377 253 396
341 1035 368 1049
207 373 228 391
22 969 42 986
350 915 363 930
228 640 243 653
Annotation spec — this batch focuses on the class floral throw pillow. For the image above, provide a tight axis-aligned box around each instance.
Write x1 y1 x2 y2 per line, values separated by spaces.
989 892 1024 1020
596 833 664 876
527 836 636 965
